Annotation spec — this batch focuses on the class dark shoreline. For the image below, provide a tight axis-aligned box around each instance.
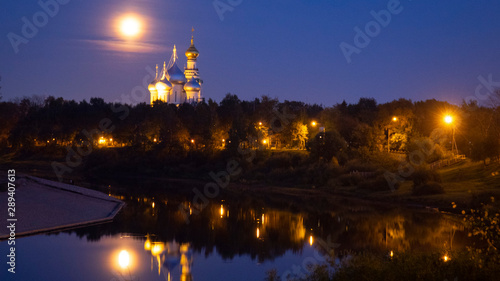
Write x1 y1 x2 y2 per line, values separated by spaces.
1 154 495 217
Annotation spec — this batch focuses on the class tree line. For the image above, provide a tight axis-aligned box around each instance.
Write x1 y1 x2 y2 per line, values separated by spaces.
1 93 499 163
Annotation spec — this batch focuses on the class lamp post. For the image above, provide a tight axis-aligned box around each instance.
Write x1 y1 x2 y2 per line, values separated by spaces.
311 121 325 138
444 115 458 156
311 120 326 150
387 117 398 153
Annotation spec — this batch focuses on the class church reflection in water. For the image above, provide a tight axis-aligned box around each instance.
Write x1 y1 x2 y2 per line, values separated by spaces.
144 235 193 281
87 191 469 278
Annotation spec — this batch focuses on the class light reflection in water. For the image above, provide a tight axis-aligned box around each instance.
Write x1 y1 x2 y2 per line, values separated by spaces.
140 238 193 281
110 247 136 281
99 192 468 274
118 250 130 269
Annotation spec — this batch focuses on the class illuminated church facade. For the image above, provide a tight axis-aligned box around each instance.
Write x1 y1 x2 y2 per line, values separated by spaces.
148 31 203 105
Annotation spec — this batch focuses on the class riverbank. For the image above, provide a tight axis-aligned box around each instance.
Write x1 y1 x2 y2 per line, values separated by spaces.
1 150 498 215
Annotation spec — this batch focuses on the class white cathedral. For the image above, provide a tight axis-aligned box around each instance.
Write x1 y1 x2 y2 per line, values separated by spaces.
148 31 202 105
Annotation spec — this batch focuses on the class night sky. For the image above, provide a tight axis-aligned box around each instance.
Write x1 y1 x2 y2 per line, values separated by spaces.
1 0 500 106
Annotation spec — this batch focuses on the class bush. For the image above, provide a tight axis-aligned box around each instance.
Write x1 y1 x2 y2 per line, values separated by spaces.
406 137 447 164
337 173 364 187
412 182 444 196
344 159 376 172
264 154 293 169
304 163 342 187
411 167 441 186
357 174 399 192
463 197 500 267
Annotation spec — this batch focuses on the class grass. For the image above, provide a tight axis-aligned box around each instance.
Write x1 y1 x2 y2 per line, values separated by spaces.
336 160 500 211
276 250 500 281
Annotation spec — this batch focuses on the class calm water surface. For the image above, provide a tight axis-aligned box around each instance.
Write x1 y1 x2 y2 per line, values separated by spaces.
0 188 467 281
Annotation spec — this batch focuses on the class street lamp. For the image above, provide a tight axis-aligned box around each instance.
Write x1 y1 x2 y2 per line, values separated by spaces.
262 139 269 148
311 120 326 143
444 115 458 156
387 116 398 153
311 121 326 144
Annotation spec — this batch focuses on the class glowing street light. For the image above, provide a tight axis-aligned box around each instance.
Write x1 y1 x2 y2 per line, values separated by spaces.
309 235 314 246
311 121 326 144
258 122 263 126
444 115 458 156
191 139 195 143
443 255 449 262
387 116 398 153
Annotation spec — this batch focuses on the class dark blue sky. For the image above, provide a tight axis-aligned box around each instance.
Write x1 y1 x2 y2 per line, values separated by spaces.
1 0 499 106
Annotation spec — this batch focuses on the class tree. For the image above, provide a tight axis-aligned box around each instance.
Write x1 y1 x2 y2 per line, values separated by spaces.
307 129 347 163
0 102 19 148
291 121 308 149
461 101 499 163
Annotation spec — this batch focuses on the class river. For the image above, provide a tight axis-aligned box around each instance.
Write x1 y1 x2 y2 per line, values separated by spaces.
0 186 467 281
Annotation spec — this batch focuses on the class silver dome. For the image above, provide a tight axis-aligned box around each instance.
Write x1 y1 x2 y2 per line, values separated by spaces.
167 62 186 84
184 78 201 91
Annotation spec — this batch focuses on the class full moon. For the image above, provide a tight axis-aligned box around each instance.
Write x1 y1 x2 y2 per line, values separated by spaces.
120 17 141 37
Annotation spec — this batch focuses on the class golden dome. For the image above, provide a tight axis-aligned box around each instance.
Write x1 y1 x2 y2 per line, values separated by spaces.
148 82 158 92
155 79 171 91
185 36 199 59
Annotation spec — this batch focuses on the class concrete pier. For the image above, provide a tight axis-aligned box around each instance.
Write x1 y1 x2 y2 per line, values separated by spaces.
0 175 124 239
